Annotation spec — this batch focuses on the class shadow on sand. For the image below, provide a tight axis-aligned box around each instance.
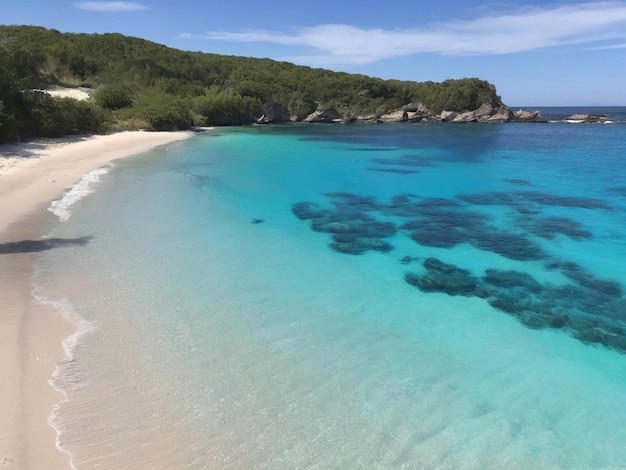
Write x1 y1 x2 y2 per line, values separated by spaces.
0 235 93 254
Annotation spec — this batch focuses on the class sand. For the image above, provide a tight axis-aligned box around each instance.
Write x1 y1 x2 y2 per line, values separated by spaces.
36 87 92 101
0 130 193 469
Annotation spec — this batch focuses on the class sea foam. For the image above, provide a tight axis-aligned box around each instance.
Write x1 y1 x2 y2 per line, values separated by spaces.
33 288 96 470
48 166 112 222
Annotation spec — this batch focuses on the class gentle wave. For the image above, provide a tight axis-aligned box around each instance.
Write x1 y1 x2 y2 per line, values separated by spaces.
48 166 112 222
33 291 96 470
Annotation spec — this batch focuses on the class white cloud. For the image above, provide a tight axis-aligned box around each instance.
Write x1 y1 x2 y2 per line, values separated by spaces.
75 1 149 12
184 2 626 64
587 42 626 50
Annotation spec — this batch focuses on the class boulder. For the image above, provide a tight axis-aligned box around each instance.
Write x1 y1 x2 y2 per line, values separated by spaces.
488 105 516 122
377 110 409 123
304 107 343 123
403 102 434 121
257 103 291 124
513 109 546 122
439 110 459 122
565 113 609 123
452 103 494 122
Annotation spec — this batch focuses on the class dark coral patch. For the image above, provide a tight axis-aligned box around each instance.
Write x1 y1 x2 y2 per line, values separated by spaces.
483 269 543 293
504 178 532 186
517 191 611 210
518 215 593 240
325 192 382 212
291 202 327 220
560 264 623 298
471 229 545 261
370 154 437 168
608 187 626 197
457 192 514 206
331 238 393 255
405 258 478 296
293 189 626 354
403 257 626 353
368 167 421 175
294 194 397 255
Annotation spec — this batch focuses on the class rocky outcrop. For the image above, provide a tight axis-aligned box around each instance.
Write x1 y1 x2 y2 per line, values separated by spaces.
304 107 343 123
513 109 546 122
256 103 291 124
305 102 545 124
402 102 435 122
377 110 409 123
440 111 459 122
565 113 609 123
376 102 434 123
450 103 514 123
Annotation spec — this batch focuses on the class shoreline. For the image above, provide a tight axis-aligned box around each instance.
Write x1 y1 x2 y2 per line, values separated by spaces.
0 130 193 469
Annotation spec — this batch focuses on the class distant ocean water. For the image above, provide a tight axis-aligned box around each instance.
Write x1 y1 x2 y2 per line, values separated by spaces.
37 109 626 469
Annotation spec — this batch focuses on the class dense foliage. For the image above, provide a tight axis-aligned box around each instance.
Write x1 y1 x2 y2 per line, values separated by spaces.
0 25 504 143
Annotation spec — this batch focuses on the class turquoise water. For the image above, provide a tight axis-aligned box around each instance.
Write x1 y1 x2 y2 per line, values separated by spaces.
38 119 626 469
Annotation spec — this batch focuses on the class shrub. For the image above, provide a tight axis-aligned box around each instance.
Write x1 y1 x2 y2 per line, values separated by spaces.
94 83 134 110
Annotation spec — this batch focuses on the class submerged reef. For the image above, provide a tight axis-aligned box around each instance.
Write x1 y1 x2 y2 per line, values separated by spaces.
292 187 626 354
404 258 626 353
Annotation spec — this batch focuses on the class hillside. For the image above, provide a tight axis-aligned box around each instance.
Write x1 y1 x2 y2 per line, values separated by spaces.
0 25 509 143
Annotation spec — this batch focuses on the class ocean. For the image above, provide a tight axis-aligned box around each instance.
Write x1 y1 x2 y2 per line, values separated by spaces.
37 109 626 469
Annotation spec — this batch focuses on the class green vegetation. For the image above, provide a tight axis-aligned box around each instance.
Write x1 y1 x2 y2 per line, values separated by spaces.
0 25 504 143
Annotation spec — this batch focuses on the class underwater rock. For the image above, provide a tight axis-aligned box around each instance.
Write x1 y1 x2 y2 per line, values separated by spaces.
483 269 543 293
471 228 545 261
292 202 327 220
312 220 359 234
518 215 592 240
330 237 393 255
504 178 532 186
517 191 611 210
405 258 479 296
369 155 437 168
560 265 623 298
409 226 467 248
457 192 514 206
325 192 382 212
368 167 421 174
291 190 626 354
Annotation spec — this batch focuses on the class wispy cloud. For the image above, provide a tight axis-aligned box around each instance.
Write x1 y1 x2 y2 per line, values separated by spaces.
587 42 626 50
74 1 149 12
182 2 626 64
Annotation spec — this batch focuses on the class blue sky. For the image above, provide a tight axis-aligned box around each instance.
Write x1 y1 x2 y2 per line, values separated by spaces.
4 1 626 106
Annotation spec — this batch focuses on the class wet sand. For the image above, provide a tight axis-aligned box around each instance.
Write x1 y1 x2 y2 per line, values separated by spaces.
0 131 193 469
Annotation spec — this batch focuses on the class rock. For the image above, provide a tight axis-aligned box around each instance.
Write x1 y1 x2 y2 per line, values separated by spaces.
291 202 326 220
257 103 291 124
439 110 459 122
487 105 516 122
513 109 546 122
401 102 424 112
330 237 393 255
404 258 479 296
452 111 480 123
452 103 495 123
483 269 543 293
377 110 409 123
405 267 478 297
304 107 342 123
565 113 609 123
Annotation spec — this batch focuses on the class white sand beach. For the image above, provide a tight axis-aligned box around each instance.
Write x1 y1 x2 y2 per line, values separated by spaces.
0 131 192 469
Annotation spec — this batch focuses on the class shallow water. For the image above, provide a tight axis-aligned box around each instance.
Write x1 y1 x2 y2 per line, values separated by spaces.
38 119 626 469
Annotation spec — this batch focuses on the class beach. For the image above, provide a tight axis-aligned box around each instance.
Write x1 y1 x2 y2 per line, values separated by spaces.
0 131 192 469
